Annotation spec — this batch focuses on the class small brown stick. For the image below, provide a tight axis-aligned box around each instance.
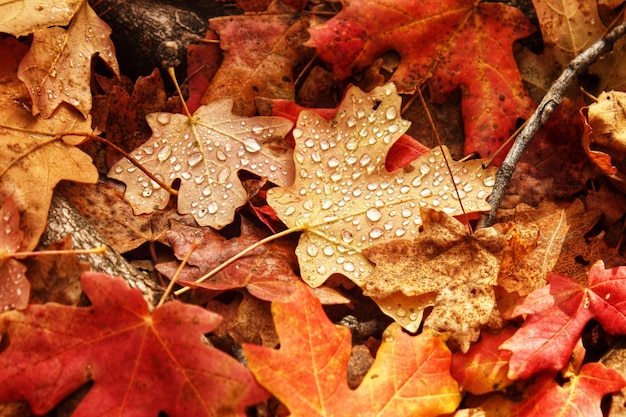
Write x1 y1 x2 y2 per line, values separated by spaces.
477 20 626 229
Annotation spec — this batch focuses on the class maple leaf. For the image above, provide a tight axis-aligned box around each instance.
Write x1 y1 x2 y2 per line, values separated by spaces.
156 218 299 301
202 13 312 116
307 0 535 159
501 261 626 379
479 363 625 417
267 83 496 290
363 208 534 351
0 271 268 416
0 37 98 252
243 281 462 416
0 0 81 37
0 196 29 311
17 1 119 118
107 99 294 229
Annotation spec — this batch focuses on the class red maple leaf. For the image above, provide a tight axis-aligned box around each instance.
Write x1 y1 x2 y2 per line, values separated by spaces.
307 0 535 160
242 281 461 416
0 272 268 416
480 364 625 417
501 261 626 379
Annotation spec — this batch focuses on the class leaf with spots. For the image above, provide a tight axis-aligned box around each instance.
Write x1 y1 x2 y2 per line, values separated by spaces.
363 208 534 352
267 83 497 290
17 1 119 118
108 99 295 229
0 0 81 37
306 0 535 161
0 271 268 416
242 281 462 417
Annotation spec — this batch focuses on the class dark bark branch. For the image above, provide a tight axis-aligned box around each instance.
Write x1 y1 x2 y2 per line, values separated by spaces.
478 21 626 229
42 192 162 307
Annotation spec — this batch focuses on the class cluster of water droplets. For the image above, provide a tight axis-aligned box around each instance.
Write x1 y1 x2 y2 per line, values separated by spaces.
268 84 496 288
108 101 294 228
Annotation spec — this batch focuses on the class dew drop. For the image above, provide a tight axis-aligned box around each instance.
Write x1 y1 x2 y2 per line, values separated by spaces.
156 113 170 124
68 97 80 106
252 124 264 134
401 208 412 218
307 244 319 257
385 106 397 120
346 115 358 127
114 165 123 174
157 145 171 162
328 157 339 168
142 188 152 197
366 207 382 222
216 150 227 161
304 138 315 148
395 228 406 237
360 154 371 166
342 230 354 243
322 199 333 209
483 176 495 187
343 262 355 272
396 308 407 318
323 245 334 256
208 201 219 214
420 188 432 197
293 128 303 139
346 139 358 150
218 167 230 183
346 155 357 165
243 137 262 153
420 163 430 175
369 227 383 239
188 152 203 167
5 225 12 234
284 206 296 216
202 186 212 196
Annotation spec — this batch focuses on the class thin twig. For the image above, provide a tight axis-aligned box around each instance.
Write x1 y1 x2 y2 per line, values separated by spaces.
477 20 626 229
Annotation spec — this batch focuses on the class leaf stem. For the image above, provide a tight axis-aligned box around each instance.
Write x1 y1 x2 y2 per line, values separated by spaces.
174 225 306 296
157 241 199 308
167 67 193 119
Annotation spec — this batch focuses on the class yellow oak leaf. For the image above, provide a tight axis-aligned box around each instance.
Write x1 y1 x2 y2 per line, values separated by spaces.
267 83 497 289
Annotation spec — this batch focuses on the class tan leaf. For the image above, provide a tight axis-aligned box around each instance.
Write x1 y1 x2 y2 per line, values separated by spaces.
363 208 534 351
267 83 497 289
17 2 119 118
108 99 294 229
0 38 97 252
0 0 81 37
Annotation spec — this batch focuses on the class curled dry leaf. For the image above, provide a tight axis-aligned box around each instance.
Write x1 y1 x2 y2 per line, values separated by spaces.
581 91 626 190
267 83 497 290
363 208 535 351
17 2 119 118
108 99 294 229
0 196 29 311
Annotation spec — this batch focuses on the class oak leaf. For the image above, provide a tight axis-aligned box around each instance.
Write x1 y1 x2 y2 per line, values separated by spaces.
243 281 462 416
202 13 312 116
0 37 98 252
17 1 119 118
108 99 294 229
363 208 534 351
0 196 29 311
267 83 496 290
501 261 626 379
156 218 299 301
307 0 535 159
0 271 268 416
0 0 81 37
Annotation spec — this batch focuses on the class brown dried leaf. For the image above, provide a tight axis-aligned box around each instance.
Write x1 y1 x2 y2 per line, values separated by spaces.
17 2 119 118
0 196 29 311
108 100 294 229
202 13 312 116
363 208 533 351
267 83 497 289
